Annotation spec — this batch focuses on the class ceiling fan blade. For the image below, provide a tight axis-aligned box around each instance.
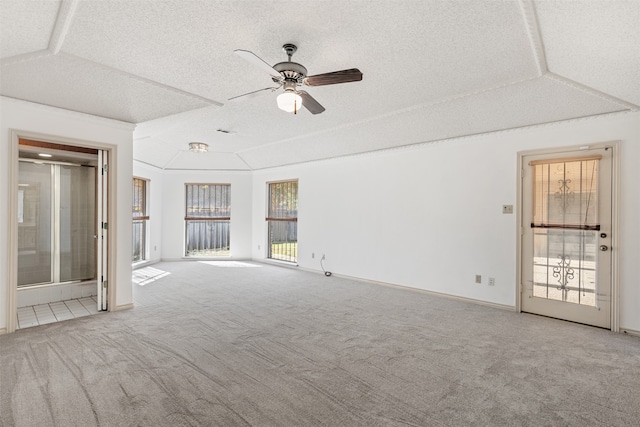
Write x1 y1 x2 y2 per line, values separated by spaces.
228 87 279 102
234 49 283 80
303 68 363 86
298 91 325 115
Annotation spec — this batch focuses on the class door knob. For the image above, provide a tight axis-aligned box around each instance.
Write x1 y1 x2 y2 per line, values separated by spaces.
600 245 608 251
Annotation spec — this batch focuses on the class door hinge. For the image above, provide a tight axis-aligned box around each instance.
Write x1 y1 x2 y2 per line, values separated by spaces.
103 164 109 174
102 222 108 230
103 281 108 290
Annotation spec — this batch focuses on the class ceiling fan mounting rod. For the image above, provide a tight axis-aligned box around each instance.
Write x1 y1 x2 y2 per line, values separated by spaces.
282 43 297 61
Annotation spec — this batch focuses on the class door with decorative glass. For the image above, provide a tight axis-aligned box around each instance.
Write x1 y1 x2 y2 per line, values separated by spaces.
521 147 613 328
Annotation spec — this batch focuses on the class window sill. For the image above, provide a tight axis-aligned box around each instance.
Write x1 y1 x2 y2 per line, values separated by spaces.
182 255 233 260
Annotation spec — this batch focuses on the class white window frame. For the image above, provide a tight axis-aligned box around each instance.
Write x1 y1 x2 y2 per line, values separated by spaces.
266 180 298 263
184 183 231 257
132 177 149 263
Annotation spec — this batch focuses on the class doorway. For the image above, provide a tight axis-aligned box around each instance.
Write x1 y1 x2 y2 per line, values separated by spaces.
14 138 109 328
519 144 617 329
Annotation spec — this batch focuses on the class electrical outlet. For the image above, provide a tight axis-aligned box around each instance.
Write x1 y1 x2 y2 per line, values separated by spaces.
488 277 495 286
502 205 513 214
475 275 482 284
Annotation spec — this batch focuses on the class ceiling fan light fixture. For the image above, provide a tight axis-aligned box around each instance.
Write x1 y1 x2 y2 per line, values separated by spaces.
189 142 208 153
277 91 303 113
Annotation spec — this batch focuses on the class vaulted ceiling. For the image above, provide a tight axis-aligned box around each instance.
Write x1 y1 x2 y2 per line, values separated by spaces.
1 0 638 170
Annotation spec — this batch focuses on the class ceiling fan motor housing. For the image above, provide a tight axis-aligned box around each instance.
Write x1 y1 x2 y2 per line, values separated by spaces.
272 62 307 83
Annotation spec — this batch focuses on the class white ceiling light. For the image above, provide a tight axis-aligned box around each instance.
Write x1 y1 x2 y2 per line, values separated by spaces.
38 153 53 158
277 90 302 114
189 142 208 153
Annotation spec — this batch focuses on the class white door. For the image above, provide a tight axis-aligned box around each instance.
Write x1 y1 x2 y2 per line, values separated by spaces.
96 150 108 311
521 147 613 328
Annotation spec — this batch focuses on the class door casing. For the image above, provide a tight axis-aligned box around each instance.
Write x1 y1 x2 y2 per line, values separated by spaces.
516 141 620 332
6 130 118 333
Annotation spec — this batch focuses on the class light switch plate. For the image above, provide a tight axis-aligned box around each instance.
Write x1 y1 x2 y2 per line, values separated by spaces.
502 205 513 214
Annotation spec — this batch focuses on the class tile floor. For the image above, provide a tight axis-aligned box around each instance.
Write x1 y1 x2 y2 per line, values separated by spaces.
17 266 170 330
17 297 100 329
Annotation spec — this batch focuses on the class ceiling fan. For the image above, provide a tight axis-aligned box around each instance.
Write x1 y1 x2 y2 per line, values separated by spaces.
229 43 363 115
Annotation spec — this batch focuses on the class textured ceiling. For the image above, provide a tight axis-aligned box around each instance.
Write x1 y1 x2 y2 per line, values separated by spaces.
1 0 638 170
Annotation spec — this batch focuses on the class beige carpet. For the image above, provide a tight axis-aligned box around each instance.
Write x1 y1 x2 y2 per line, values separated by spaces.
1 261 639 426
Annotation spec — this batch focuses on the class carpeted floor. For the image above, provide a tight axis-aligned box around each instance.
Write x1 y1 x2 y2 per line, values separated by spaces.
1 261 639 426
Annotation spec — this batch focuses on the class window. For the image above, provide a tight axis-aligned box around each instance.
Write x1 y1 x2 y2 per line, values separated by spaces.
132 178 149 263
267 180 298 262
185 183 231 256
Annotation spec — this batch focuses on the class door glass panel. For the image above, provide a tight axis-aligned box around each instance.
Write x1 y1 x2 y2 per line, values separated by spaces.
533 229 597 306
531 159 599 307
59 165 96 282
532 159 599 228
18 162 53 286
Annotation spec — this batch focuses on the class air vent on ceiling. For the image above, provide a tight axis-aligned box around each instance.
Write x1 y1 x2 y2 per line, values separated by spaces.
216 129 236 135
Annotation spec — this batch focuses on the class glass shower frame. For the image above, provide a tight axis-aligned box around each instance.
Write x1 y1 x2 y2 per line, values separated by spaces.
18 159 97 288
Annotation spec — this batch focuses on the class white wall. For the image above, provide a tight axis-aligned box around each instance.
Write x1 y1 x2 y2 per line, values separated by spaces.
252 112 640 332
3 99 637 333
133 161 165 265
161 170 253 260
1 97 135 332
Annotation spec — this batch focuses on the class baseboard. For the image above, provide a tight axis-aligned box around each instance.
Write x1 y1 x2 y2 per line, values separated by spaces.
276 263 516 312
350 275 516 312
620 328 640 337
0 327 6 335
132 259 160 270
161 257 253 262
254 258 299 268
112 303 134 312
